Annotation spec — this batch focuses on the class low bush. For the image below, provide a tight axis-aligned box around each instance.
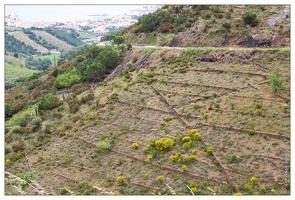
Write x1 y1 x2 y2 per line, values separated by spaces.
31 116 42 127
12 125 22 133
268 70 287 93
188 129 201 140
97 141 110 153
206 147 214 155
117 176 125 185
155 138 175 151
132 142 140 149
10 151 23 162
249 177 257 186
182 165 188 172
12 141 25 152
156 176 164 185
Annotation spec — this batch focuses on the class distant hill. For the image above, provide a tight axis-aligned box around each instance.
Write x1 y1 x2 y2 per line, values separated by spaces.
121 5 290 48
32 30 74 51
8 31 48 53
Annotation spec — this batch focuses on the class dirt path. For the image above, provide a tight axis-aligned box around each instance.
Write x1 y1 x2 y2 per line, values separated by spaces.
133 45 290 51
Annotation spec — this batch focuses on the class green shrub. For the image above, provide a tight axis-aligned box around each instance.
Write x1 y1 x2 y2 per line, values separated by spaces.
132 56 138 63
54 69 80 89
97 141 110 153
117 176 125 185
38 95 60 111
5 144 12 154
14 115 27 127
5 104 14 118
31 116 42 127
182 141 193 150
12 125 22 133
32 141 43 148
10 151 23 162
268 70 287 93
242 11 258 26
156 176 164 185
206 147 214 155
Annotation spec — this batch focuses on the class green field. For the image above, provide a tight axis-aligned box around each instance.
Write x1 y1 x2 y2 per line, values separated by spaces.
5 62 37 87
77 31 96 39
36 53 60 67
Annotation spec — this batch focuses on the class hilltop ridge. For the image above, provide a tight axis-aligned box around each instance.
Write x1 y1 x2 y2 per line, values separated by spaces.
121 5 290 48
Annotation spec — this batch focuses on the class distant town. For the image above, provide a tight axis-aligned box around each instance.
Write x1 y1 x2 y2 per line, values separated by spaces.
5 5 162 44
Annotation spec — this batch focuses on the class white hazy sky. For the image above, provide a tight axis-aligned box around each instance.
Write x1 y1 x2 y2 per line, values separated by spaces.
5 5 152 22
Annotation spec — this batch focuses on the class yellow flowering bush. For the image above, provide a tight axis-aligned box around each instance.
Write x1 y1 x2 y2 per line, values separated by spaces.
169 152 181 162
191 149 197 155
233 192 243 196
132 142 140 149
169 153 195 164
147 155 153 160
117 176 125 185
182 165 188 172
182 136 191 143
206 147 214 155
156 176 164 185
191 187 198 194
188 129 201 140
182 140 193 150
155 138 175 151
249 177 257 186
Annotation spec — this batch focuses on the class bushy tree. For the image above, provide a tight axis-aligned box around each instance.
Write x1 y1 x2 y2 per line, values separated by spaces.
140 13 158 32
113 36 125 47
242 11 259 26
54 69 80 89
5 104 14 118
86 62 106 81
38 95 60 111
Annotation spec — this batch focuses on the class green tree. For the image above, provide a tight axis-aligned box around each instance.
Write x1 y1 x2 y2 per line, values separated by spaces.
86 62 106 81
113 36 125 47
38 95 59 111
54 69 80 89
242 11 259 26
13 52 19 58
5 104 14 118
140 13 158 32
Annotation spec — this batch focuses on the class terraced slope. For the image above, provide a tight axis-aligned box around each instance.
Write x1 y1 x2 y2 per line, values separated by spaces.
5 47 290 195
32 30 74 50
8 31 48 53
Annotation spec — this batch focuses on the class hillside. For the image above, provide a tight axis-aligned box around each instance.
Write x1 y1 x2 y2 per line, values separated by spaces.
31 30 74 51
8 31 48 53
121 5 290 48
4 4 290 196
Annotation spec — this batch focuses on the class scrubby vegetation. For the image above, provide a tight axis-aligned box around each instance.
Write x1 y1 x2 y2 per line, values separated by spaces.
4 4 290 196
